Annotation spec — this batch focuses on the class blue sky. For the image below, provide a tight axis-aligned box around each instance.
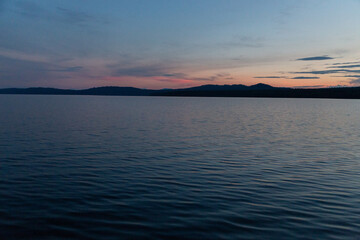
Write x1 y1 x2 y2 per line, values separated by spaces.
0 0 360 89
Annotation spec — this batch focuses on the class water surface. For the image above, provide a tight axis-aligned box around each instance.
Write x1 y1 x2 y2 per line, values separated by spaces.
1 95 359 239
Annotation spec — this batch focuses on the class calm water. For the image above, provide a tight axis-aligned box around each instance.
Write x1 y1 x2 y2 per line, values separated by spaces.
1 95 360 239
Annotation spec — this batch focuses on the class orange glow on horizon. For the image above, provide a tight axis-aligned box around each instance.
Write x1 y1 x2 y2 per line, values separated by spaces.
96 74 354 90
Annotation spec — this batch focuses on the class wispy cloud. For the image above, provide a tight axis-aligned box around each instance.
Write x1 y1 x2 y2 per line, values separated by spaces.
56 7 93 24
113 65 173 78
0 55 56 86
14 1 107 26
56 7 108 25
296 55 334 61
293 69 360 75
193 73 231 82
13 0 46 19
111 63 231 83
0 48 48 62
50 66 83 72
254 76 284 79
339 75 360 78
330 61 360 66
0 48 84 74
293 85 326 89
161 73 188 78
254 76 319 80
0 51 89 88
328 64 360 69
291 76 319 79
333 74 360 86
220 36 264 49
349 77 360 85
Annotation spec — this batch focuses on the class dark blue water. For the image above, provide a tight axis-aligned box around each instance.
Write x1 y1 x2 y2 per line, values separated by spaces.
1 95 360 239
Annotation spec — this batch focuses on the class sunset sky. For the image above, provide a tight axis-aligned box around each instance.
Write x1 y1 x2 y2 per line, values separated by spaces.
1 0 360 89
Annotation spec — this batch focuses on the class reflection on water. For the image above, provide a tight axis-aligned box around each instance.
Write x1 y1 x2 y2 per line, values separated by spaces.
0 95 359 239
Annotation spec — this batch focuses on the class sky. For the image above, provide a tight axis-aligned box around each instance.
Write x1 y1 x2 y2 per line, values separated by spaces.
0 0 360 89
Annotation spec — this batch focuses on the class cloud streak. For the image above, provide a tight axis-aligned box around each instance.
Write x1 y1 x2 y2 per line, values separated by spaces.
292 69 360 75
349 77 360 85
14 1 107 26
293 85 326 89
220 36 264 49
50 66 83 72
328 64 360 69
56 7 94 24
111 64 232 84
113 65 171 78
254 76 284 79
291 76 319 79
341 75 360 78
0 48 48 62
296 55 334 61
330 61 360 66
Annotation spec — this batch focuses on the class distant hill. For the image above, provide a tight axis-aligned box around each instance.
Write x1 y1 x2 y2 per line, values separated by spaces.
0 86 153 96
155 85 360 99
248 83 276 89
176 84 248 91
172 83 276 92
0 84 276 96
0 87 75 95
77 86 154 96
1 84 360 99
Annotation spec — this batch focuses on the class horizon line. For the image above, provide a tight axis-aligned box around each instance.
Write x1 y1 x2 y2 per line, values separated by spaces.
0 83 356 91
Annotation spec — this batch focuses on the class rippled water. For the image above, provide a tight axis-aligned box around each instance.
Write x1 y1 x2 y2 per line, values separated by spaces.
1 95 360 239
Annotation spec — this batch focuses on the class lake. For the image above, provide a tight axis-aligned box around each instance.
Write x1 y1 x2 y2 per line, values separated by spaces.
0 95 359 239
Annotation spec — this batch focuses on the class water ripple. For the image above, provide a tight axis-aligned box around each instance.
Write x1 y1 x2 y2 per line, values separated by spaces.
1 96 360 239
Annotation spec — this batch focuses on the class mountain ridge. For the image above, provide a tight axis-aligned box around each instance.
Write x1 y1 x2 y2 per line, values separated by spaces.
1 84 360 99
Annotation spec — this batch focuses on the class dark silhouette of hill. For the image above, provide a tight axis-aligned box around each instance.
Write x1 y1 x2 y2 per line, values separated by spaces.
248 83 275 89
1 84 360 99
0 87 76 95
156 85 360 99
172 83 275 92
176 84 248 91
0 87 153 96
78 86 154 96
